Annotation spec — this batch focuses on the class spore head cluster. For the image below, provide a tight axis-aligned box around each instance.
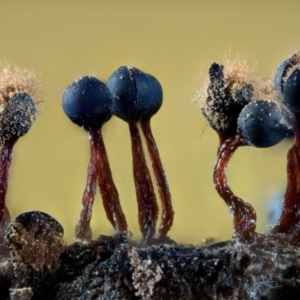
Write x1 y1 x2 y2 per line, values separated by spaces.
196 53 300 241
0 93 36 141
198 58 293 147
60 66 171 243
199 60 255 136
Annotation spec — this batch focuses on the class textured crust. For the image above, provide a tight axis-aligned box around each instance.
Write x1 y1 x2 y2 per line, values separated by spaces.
1 233 300 299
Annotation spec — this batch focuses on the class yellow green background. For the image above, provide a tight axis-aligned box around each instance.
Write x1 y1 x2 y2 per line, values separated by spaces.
0 1 296 244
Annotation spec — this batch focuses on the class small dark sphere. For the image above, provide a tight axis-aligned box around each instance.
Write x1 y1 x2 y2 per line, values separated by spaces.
238 100 293 148
5 211 65 272
62 76 112 131
106 66 163 122
232 84 253 105
274 53 296 93
0 93 36 140
283 68 300 113
13 211 64 235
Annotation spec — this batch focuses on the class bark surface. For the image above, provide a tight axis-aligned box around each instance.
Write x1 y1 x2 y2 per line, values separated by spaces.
1 233 300 300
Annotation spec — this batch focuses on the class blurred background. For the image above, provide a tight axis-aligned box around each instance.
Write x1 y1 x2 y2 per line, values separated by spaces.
0 0 297 244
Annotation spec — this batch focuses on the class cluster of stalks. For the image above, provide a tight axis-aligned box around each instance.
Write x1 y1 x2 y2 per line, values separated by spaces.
62 67 173 243
1 52 300 259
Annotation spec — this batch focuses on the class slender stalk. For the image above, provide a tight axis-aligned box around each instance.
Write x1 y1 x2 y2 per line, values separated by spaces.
75 131 98 241
140 120 173 240
272 116 300 235
214 134 256 242
0 138 17 256
96 131 127 233
129 122 158 242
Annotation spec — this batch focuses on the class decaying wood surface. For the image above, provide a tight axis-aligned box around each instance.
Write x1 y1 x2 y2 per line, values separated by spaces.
1 232 300 300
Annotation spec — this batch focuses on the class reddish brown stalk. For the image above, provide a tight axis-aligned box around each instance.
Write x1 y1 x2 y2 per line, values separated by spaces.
75 131 98 241
214 134 256 242
272 116 300 235
129 122 158 242
0 138 17 255
96 131 127 233
140 120 173 240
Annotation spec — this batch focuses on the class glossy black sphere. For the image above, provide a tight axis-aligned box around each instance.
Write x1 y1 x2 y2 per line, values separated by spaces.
62 76 112 131
283 68 300 113
106 66 163 122
0 93 36 140
274 53 296 93
238 100 293 148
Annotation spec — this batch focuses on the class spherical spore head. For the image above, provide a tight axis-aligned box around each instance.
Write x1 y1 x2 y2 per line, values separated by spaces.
106 66 163 122
274 53 297 93
274 52 300 95
283 68 300 113
0 93 36 141
237 100 293 148
5 211 65 272
62 76 113 131
13 211 64 235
